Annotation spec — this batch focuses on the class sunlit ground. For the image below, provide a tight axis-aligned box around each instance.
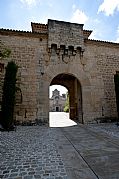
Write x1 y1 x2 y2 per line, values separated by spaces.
49 112 77 127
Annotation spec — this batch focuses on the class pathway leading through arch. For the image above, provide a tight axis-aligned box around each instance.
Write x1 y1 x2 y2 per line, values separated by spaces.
49 112 77 127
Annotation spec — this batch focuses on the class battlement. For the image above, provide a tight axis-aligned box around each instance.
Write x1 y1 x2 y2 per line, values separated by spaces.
48 19 85 50
31 22 48 33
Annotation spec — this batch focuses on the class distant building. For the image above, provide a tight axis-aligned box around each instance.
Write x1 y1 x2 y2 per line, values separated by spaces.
49 89 66 112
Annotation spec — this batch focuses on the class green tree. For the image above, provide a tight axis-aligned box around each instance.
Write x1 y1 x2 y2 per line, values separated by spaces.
114 73 119 122
0 40 11 59
64 92 69 112
1 61 18 130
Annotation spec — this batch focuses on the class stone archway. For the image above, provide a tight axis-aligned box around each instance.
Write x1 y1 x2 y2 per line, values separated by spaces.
36 61 93 125
50 73 83 123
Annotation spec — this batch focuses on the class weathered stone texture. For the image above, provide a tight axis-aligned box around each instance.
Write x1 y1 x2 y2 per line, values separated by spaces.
0 61 5 110
0 19 119 123
84 40 119 119
48 19 84 50
0 33 48 122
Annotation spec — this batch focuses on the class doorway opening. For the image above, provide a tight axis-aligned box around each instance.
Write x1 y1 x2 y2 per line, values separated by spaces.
56 107 59 112
49 73 83 126
49 85 68 112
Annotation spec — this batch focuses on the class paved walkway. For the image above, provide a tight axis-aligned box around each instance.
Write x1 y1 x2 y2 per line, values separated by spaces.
0 112 119 179
49 112 77 127
58 125 119 179
0 126 67 179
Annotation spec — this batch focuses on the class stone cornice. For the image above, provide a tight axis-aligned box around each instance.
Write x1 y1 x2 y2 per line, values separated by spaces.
0 28 48 38
85 39 119 48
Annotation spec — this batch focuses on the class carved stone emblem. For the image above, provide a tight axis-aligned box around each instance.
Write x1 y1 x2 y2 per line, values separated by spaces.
62 55 70 64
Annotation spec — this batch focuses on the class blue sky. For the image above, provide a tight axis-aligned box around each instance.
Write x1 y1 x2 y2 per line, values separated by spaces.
0 0 119 42
0 0 119 95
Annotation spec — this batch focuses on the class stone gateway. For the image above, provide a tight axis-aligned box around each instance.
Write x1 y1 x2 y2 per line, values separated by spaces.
0 19 119 124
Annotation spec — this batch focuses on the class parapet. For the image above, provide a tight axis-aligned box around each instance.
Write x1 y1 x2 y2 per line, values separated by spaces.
48 19 85 50
31 22 48 33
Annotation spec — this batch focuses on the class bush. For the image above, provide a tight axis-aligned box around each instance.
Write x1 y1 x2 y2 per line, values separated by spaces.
64 92 69 112
114 73 119 120
0 61 18 130
64 105 69 112
0 40 11 59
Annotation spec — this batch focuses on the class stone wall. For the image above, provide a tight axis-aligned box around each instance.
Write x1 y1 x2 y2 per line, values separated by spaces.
84 40 119 119
31 22 48 33
0 62 5 110
0 19 119 124
0 31 48 123
48 19 84 50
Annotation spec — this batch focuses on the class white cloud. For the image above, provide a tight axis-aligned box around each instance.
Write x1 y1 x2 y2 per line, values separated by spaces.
89 30 97 39
86 19 106 40
115 38 119 42
70 9 88 24
98 0 119 16
89 29 103 40
20 0 39 7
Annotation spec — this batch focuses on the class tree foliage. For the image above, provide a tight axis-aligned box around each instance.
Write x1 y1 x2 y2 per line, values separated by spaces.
0 40 11 59
0 61 18 130
64 92 69 112
114 73 119 120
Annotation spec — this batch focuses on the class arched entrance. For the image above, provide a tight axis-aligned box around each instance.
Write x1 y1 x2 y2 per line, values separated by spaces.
50 73 83 123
